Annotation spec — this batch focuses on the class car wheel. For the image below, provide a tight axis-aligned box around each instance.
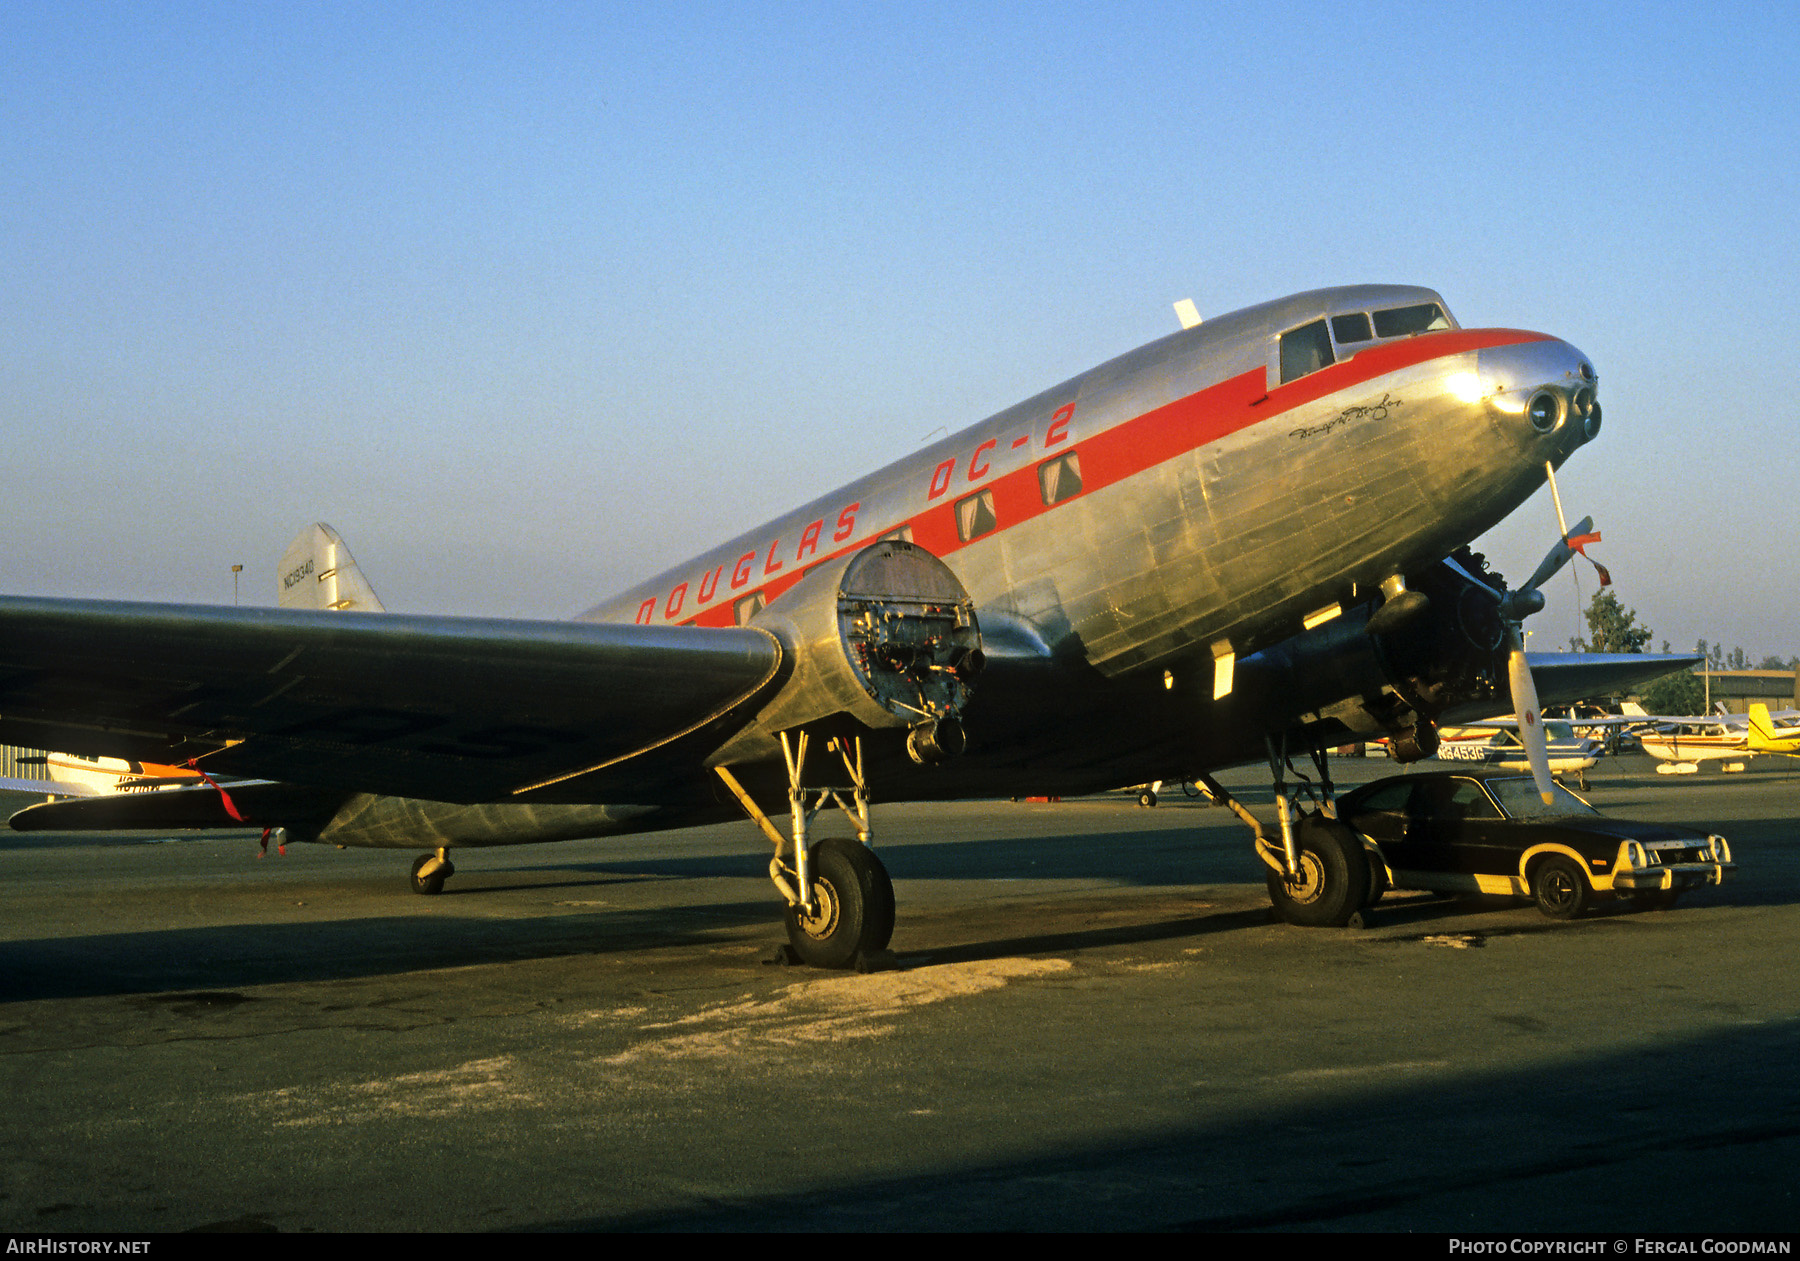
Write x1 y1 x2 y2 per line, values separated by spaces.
1531 856 1590 919
1363 847 1389 909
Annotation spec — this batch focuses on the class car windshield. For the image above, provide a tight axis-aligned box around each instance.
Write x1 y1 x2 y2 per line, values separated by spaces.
1487 777 1600 819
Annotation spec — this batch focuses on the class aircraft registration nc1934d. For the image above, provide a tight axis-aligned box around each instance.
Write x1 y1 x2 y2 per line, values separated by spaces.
0 285 1691 967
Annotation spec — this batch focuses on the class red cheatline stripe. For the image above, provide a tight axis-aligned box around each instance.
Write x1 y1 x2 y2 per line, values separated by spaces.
678 327 1550 627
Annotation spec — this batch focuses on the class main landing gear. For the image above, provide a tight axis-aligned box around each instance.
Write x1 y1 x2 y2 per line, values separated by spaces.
715 730 896 970
1196 733 1374 928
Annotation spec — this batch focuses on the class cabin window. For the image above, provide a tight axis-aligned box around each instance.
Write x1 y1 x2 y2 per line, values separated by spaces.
1038 452 1083 505
954 489 997 541
1372 302 1451 338
878 525 914 543
1279 319 1335 383
1331 313 1372 345
733 592 765 625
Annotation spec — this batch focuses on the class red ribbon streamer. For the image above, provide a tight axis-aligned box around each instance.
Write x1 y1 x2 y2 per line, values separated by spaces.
185 759 246 823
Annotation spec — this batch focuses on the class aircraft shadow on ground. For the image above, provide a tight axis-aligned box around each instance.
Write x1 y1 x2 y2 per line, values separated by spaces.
533 1016 1800 1233
527 827 1258 887
2 809 1775 1001
0 902 781 1002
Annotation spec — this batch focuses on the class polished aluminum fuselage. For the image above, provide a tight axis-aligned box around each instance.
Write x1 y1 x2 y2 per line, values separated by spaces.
591 285 1592 706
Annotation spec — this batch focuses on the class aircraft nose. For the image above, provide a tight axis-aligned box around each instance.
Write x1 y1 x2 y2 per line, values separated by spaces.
1473 338 1602 456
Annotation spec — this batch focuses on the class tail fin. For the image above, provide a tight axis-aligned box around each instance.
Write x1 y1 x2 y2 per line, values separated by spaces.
1748 703 1780 750
277 523 386 613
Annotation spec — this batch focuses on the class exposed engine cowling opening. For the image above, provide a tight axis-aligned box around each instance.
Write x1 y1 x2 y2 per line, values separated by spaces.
746 541 983 753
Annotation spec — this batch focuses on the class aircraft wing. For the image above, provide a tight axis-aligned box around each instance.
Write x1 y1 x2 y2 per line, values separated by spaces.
0 596 782 804
1437 653 1702 726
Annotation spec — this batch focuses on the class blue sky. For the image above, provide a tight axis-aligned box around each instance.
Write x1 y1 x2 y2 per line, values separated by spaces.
3 1 1795 658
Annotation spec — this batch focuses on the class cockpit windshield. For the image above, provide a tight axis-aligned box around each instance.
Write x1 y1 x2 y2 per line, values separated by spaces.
1282 296 1457 384
1371 302 1451 337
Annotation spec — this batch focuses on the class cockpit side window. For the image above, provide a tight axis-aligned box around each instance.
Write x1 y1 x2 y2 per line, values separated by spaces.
1372 302 1451 338
1331 313 1372 345
1279 319 1335 383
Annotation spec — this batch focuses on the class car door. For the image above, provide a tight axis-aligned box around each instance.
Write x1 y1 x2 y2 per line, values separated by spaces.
1387 777 1506 889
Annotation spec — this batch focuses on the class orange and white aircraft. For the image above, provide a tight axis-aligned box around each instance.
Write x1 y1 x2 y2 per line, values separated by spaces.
0 752 203 798
1642 703 1800 772
0 285 1690 965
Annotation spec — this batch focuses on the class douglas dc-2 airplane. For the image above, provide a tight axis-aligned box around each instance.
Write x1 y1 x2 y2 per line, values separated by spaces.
0 285 1692 966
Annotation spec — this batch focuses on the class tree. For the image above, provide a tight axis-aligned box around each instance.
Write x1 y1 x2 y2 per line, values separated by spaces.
1642 668 1705 715
1583 591 1653 654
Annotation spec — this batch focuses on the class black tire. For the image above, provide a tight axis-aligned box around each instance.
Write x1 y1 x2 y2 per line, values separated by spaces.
1265 815 1372 927
1138 790 1158 808
1531 855 1590 919
1363 846 1390 909
410 853 448 896
785 838 896 968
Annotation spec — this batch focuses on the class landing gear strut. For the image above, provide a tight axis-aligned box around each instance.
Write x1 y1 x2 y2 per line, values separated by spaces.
716 730 895 970
1196 733 1372 927
410 848 454 895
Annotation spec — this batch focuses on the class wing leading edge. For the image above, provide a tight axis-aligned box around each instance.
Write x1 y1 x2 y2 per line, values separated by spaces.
0 596 782 804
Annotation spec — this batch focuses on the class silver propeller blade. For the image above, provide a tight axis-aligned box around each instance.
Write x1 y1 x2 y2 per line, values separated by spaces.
1521 514 1595 595
1506 625 1554 804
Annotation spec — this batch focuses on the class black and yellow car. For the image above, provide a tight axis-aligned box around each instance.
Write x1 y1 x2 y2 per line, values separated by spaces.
1336 770 1734 918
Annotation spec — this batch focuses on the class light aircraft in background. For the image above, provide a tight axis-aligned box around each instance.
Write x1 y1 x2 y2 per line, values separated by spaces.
0 752 203 798
0 284 1691 967
1642 703 1800 772
1433 719 1604 788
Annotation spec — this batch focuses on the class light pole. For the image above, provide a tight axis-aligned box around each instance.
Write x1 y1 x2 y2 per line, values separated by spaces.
231 564 243 606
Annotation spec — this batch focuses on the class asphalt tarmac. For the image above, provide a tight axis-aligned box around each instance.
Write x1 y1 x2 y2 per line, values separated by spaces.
1 755 1796 1233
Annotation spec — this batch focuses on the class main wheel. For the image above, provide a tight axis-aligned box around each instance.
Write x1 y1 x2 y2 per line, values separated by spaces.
410 853 452 896
1531 856 1590 919
1265 815 1372 927
785 838 896 968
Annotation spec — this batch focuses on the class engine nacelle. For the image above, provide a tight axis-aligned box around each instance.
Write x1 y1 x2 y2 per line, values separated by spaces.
1237 553 1512 757
745 541 982 754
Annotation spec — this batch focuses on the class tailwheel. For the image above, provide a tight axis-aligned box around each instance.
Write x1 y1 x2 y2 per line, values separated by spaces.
785 837 895 969
410 850 454 896
1266 815 1371 927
